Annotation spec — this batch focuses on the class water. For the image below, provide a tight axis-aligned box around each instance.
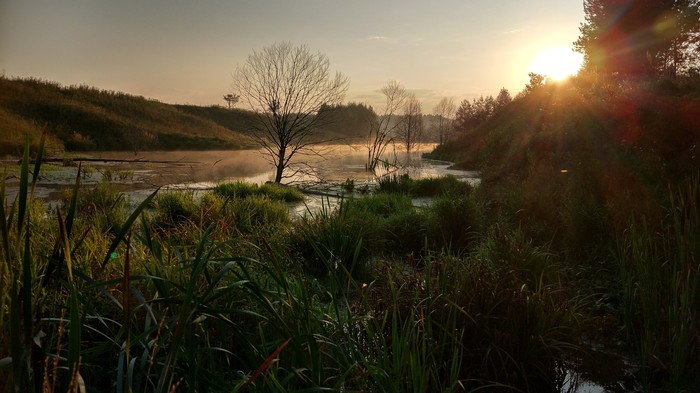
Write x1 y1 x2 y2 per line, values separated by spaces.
2 144 479 205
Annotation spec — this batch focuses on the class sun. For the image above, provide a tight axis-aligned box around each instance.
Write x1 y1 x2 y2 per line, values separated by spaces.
529 47 584 81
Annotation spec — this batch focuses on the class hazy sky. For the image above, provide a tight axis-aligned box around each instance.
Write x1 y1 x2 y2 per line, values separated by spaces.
1 0 585 109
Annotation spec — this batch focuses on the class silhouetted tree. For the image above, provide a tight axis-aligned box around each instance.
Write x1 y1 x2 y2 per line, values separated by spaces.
575 0 700 77
223 93 239 109
495 88 512 108
524 72 546 93
233 42 349 183
454 94 499 134
433 97 456 144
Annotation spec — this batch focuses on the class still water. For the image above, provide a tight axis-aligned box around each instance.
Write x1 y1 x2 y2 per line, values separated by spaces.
4 144 478 203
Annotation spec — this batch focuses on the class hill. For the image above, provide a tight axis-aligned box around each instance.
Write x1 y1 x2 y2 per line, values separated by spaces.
427 74 700 249
430 76 700 182
0 76 257 156
0 77 379 157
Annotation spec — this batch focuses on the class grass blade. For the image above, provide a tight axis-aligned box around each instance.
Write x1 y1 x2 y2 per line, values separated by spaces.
243 338 291 389
0 168 10 263
67 286 82 384
16 139 29 236
30 125 47 195
102 189 159 268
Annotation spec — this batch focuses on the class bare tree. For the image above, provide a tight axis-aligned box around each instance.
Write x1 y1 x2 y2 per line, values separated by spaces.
233 42 349 183
365 80 407 172
433 97 455 144
398 94 423 157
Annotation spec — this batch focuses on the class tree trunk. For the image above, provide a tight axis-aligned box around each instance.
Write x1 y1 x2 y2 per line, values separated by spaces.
274 145 286 183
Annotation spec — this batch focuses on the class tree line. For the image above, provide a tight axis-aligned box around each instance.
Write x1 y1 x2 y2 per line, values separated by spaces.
575 0 700 78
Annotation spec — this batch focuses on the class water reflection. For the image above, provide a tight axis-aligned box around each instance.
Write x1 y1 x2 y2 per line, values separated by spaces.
3 144 478 205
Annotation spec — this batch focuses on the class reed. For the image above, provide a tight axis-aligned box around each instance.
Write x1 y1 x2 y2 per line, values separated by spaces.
0 139 594 392
618 177 700 390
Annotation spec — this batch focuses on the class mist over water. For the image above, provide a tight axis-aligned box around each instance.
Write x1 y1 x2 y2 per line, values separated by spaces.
3 144 478 203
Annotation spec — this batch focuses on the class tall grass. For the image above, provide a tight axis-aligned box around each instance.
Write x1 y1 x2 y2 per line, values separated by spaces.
377 174 473 197
1 138 594 392
618 177 700 390
214 181 304 203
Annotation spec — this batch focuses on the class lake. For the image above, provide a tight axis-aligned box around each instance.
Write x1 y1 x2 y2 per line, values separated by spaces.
2 144 479 206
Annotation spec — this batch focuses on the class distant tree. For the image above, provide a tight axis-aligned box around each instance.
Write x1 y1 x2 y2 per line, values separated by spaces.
223 93 239 109
454 94 498 134
454 99 475 133
317 102 375 138
398 94 423 156
524 72 546 93
574 0 700 77
365 80 407 172
232 42 349 183
433 97 456 144
495 88 512 108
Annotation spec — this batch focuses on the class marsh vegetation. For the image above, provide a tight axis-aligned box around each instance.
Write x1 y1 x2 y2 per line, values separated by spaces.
2 1 700 390
0 137 602 393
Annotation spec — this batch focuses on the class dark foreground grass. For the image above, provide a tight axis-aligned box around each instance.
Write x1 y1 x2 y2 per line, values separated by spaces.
4 141 687 392
617 177 700 391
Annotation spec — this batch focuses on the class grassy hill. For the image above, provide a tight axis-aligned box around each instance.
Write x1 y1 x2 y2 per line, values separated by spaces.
0 76 376 157
0 76 257 156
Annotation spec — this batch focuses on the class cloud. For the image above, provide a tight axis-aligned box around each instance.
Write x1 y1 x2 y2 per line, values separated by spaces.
366 35 393 42
501 29 522 35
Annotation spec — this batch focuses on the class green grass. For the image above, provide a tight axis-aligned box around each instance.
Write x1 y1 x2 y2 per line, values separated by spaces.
377 174 473 197
5 130 697 392
213 181 305 202
617 177 700 391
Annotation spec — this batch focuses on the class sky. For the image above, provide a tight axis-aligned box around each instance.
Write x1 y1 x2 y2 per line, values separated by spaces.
0 0 585 110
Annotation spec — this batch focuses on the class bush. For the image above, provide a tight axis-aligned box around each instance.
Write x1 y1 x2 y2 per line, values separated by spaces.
224 195 291 240
350 192 413 218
